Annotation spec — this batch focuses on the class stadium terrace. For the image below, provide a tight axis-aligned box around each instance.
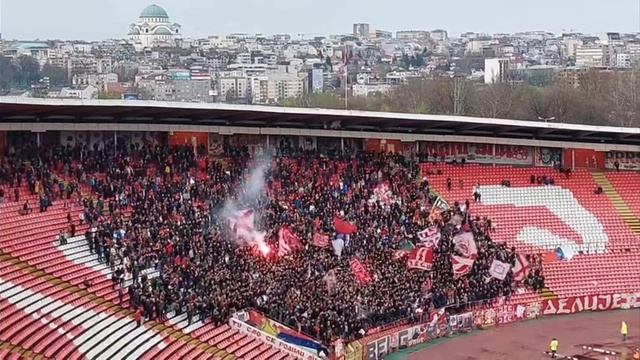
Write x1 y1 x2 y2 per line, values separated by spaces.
0 98 638 360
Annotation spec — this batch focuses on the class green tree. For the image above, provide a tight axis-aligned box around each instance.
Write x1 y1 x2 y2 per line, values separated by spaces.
97 91 122 100
0 57 17 92
16 55 41 86
41 62 68 87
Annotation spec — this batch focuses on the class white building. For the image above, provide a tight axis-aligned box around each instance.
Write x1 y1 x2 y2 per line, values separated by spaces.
616 53 631 68
562 38 583 58
249 73 306 104
484 58 510 84
430 29 448 42
218 74 249 101
353 23 371 38
352 83 394 97
58 85 98 99
575 45 608 68
466 39 495 55
128 4 182 51
396 30 430 41
72 73 118 91
207 36 238 49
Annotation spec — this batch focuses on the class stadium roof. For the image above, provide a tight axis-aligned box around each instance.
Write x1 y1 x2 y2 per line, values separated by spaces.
0 97 638 146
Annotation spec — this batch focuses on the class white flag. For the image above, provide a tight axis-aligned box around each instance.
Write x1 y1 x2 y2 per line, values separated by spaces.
489 259 512 280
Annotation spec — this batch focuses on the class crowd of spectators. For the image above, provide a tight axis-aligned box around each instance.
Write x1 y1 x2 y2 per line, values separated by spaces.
0 140 545 345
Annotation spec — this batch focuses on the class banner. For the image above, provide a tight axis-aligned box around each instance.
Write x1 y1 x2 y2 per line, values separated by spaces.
350 259 373 285
343 341 364 360
451 255 475 278
344 294 637 360
372 182 394 205
420 142 533 165
407 248 434 270
278 226 303 256
417 226 440 249
512 254 530 282
449 311 474 332
536 147 563 167
542 293 640 315
488 259 511 280
229 317 320 360
452 232 477 259
334 217 358 235
451 232 477 278
362 323 432 360
606 151 640 171
246 310 326 355
312 233 330 248
432 197 449 211
358 300 541 360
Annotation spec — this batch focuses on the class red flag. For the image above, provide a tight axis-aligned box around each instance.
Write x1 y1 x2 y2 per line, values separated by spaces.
451 255 474 278
349 258 373 285
542 251 558 263
278 226 303 256
512 254 530 281
407 248 434 271
334 216 357 235
312 233 330 248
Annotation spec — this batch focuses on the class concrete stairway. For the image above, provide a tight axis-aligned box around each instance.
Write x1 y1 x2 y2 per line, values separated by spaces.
592 172 640 236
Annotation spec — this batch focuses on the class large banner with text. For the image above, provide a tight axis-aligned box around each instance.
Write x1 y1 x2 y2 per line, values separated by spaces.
419 142 533 165
542 293 640 315
229 317 321 360
606 151 640 171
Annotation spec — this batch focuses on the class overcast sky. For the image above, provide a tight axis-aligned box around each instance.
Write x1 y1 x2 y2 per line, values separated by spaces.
1 0 639 40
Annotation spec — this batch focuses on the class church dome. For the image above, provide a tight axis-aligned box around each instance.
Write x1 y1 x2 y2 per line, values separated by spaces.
140 4 169 18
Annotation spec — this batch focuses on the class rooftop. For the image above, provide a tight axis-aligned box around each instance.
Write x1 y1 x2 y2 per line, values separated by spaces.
0 97 638 151
140 4 169 19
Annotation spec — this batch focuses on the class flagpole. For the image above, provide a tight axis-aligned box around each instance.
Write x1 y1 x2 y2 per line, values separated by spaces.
344 66 348 110
343 45 349 110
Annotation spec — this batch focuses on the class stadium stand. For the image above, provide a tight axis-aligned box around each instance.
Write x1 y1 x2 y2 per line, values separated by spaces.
422 163 640 301
0 99 638 359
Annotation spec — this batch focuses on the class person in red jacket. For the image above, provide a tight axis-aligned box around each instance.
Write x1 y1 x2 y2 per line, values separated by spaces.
135 308 142 327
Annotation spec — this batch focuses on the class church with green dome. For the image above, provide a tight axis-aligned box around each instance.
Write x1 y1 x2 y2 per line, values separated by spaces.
128 4 181 51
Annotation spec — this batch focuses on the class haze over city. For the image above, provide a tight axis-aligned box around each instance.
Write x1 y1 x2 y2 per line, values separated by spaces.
1 0 640 40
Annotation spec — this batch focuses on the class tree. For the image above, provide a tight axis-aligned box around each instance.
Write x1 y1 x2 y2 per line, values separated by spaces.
470 84 526 119
281 93 343 109
16 55 41 86
0 57 17 92
97 91 122 100
528 82 584 123
41 62 68 87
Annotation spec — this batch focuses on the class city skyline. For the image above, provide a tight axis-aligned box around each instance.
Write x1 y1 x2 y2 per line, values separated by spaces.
1 0 639 41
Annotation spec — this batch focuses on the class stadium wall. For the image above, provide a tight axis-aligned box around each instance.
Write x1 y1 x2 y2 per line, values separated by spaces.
1 122 639 153
340 292 640 360
344 293 640 360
